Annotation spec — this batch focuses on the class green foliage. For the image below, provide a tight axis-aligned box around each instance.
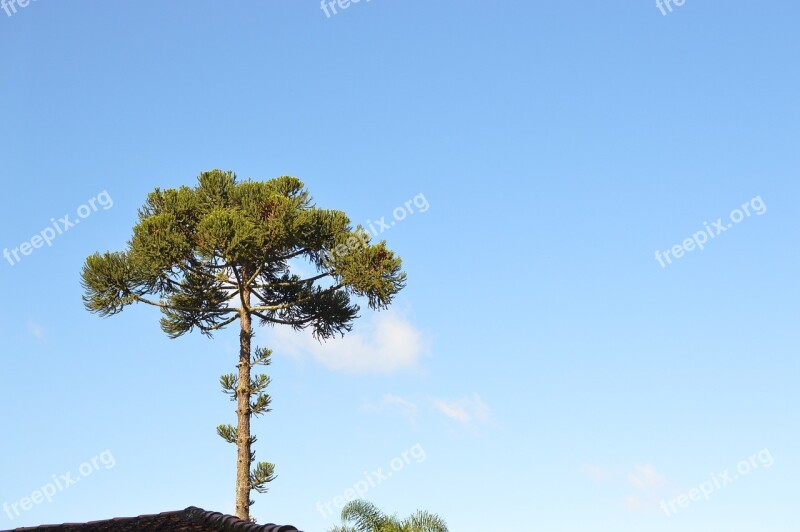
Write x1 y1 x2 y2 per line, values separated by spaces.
216 424 237 444
81 170 406 518
249 373 272 417
81 170 406 339
250 461 277 494
329 500 448 532
220 374 238 401
251 346 272 366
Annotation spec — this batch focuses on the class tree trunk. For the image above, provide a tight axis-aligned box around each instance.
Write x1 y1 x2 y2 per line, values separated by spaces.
235 283 253 520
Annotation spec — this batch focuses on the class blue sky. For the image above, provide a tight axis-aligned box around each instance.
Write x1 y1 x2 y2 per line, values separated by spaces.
1 1 798 531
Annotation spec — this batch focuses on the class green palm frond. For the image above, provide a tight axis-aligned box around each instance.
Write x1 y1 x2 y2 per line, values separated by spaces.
329 500 448 532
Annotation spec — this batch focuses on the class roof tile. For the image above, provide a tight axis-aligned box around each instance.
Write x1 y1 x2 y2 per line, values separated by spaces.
1 506 301 532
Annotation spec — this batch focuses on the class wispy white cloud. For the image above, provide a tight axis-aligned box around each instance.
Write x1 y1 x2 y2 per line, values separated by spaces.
28 321 45 339
628 463 666 491
581 464 617 484
584 461 674 514
267 311 426 373
624 494 647 512
362 394 419 422
433 394 491 427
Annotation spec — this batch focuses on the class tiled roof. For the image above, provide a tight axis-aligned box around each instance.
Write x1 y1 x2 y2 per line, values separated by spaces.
1 506 302 532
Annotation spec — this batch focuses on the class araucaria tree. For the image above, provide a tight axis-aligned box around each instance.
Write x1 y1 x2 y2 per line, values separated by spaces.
81 170 406 520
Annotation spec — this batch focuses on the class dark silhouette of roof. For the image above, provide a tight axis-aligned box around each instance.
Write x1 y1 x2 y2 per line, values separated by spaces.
1 506 302 532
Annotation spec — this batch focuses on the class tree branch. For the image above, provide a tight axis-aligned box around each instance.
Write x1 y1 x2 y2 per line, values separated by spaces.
133 295 238 314
249 284 343 312
201 314 240 332
270 271 332 287
273 248 308 261
252 311 314 327
245 264 265 288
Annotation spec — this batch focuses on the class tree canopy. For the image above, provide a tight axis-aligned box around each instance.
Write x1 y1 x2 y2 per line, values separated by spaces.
82 170 405 338
81 170 407 520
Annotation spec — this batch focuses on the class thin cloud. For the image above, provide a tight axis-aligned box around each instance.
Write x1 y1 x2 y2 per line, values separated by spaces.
362 394 419 422
581 464 617 484
268 311 426 373
585 461 673 514
628 463 666 491
624 494 647 512
433 394 491 427
28 321 45 339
